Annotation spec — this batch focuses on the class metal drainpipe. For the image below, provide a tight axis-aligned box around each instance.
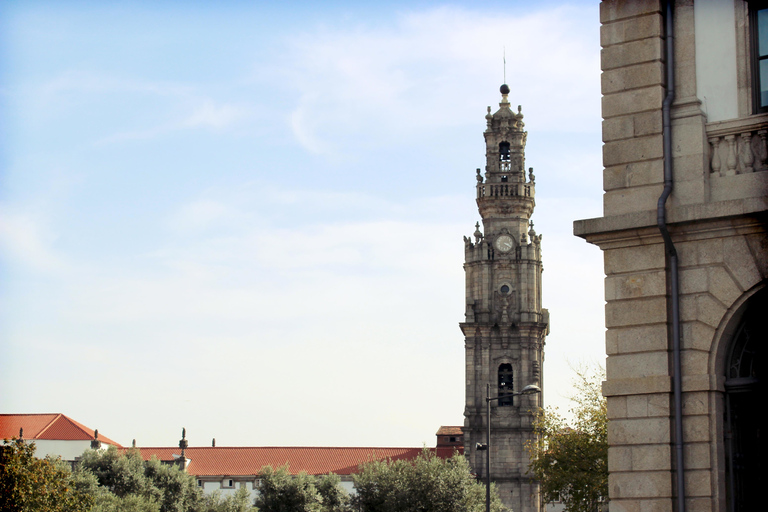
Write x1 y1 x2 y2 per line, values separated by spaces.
657 2 686 512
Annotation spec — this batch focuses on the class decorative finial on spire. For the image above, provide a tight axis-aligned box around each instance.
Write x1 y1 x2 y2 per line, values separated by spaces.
476 168 483 183
528 167 535 183
503 46 507 84
474 222 483 243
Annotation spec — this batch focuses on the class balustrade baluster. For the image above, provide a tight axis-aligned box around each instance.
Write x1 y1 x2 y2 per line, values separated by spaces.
741 132 754 173
758 130 768 170
709 136 721 175
725 135 738 176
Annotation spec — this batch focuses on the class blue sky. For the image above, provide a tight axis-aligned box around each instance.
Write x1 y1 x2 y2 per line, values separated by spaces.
1 1 605 448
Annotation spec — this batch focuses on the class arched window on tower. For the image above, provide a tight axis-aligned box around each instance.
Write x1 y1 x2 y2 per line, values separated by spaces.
498 364 514 406
499 141 511 179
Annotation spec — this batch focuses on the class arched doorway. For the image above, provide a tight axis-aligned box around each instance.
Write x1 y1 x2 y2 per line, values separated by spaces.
724 289 766 512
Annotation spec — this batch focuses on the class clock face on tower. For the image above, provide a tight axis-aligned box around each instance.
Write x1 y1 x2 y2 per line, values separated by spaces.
495 234 514 252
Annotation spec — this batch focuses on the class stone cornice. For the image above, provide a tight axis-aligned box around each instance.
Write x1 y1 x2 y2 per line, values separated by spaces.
574 196 768 247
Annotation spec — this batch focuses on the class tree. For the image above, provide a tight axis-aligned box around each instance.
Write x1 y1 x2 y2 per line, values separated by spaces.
199 486 253 512
76 446 205 512
351 449 504 512
526 366 608 512
254 465 323 512
316 473 351 512
0 437 93 512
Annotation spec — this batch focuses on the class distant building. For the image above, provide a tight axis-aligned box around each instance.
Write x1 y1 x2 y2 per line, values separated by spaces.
574 2 767 512
0 413 121 461
132 444 458 497
1 414 463 500
133 426 463 498
461 84 547 512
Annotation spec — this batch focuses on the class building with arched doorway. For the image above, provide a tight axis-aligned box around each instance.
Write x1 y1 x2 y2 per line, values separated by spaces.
575 2 766 512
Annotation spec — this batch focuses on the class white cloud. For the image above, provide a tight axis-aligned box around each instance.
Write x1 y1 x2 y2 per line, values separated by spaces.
0 209 66 273
182 101 245 130
283 5 600 155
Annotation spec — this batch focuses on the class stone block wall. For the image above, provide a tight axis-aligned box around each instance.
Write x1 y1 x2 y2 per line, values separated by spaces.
576 2 768 512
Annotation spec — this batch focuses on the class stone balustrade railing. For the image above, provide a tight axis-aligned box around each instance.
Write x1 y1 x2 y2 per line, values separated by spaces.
707 113 768 176
476 182 533 199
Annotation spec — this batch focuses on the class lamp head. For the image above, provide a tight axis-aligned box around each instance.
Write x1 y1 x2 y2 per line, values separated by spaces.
520 384 542 395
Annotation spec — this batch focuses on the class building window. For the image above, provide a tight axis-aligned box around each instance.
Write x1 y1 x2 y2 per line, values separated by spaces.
197 480 202 487
498 363 513 406
751 2 768 112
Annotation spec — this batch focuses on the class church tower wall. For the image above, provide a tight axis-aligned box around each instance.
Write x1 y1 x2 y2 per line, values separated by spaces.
462 85 548 512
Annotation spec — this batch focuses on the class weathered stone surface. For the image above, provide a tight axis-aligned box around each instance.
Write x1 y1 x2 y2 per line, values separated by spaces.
602 61 664 95
604 244 665 274
604 183 665 216
607 351 669 379
605 270 666 300
602 87 665 118
605 296 667 327
682 320 716 351
608 417 671 445
603 158 664 191
600 0 661 24
610 324 668 354
608 470 672 498
601 13 663 47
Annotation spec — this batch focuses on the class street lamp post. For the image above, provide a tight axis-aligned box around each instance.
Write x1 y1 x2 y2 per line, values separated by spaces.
476 383 541 512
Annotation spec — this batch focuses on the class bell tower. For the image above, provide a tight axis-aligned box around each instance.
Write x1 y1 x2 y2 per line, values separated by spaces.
461 84 548 512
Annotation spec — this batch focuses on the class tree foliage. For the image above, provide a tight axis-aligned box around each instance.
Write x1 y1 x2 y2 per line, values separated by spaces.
254 465 349 512
0 437 93 512
199 486 253 512
1 440 255 512
76 446 203 512
526 366 608 512
351 449 504 512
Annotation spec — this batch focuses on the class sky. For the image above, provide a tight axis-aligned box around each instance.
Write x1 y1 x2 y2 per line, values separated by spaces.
0 0 606 449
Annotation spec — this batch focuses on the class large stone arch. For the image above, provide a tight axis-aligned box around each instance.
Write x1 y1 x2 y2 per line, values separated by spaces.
708 281 767 512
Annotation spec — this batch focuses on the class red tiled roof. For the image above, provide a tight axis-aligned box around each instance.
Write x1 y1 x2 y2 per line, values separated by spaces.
0 414 121 447
436 426 463 436
129 446 462 477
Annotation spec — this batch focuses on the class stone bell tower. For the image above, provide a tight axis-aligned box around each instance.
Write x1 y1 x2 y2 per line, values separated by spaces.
461 84 548 512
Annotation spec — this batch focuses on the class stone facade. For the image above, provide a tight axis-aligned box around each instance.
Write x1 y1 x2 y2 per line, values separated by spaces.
462 86 548 512
575 2 767 512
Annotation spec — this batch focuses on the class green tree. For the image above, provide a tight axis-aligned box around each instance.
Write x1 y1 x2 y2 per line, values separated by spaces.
526 366 608 512
76 446 204 512
199 486 253 512
0 437 93 512
254 465 323 512
351 449 503 512
316 473 350 512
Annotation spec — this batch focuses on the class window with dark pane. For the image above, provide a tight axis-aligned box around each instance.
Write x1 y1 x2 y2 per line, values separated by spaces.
498 363 514 406
751 2 768 112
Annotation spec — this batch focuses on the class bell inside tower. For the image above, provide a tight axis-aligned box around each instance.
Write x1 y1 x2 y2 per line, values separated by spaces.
499 141 511 180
